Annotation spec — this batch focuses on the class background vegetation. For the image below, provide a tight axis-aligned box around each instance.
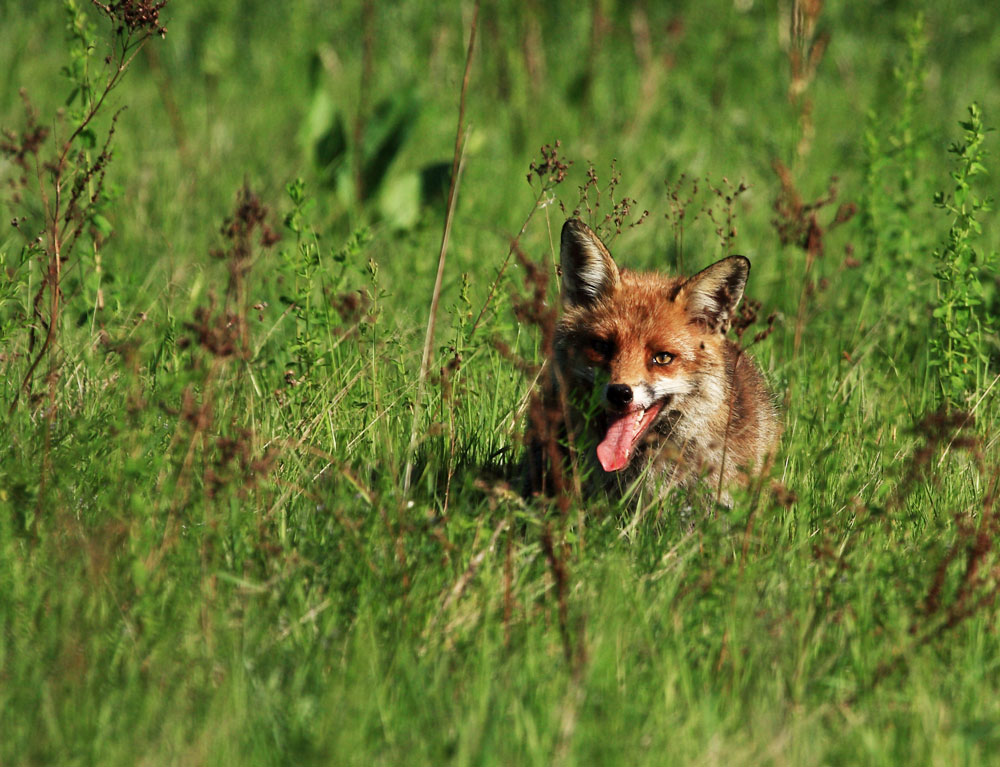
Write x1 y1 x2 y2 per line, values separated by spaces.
2 1 1000 764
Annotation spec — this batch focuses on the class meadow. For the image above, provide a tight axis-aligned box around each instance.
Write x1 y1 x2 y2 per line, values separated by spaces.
2 1 1000 764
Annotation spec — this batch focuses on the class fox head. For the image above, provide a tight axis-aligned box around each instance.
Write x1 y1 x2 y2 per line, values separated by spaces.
554 218 750 473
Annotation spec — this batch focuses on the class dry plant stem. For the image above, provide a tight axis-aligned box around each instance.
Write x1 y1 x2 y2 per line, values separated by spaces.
541 525 574 663
173 361 223 516
62 110 123 270
403 140 468 493
146 362 222 573
403 0 479 494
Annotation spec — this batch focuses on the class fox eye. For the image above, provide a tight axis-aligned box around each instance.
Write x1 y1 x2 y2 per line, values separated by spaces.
652 351 675 366
588 337 614 358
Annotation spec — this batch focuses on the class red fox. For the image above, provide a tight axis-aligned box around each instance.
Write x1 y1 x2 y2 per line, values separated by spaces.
526 218 780 506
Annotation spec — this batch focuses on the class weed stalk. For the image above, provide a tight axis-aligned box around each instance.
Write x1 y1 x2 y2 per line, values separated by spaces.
404 0 479 494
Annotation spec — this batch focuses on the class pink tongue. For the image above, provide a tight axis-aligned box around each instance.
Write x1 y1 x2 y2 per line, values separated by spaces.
596 410 644 472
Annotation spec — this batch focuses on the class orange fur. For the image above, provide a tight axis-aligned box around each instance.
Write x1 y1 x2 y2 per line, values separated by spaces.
539 218 781 506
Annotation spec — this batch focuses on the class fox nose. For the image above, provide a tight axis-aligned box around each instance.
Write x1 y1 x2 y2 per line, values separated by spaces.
606 383 633 409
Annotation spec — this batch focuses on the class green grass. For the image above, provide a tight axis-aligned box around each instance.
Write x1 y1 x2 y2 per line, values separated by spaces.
2 1 1000 764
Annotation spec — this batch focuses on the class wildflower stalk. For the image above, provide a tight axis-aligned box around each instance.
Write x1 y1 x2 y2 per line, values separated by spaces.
6 0 170 413
930 103 997 407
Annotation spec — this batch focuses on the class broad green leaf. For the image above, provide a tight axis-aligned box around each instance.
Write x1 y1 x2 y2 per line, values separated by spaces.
378 171 421 231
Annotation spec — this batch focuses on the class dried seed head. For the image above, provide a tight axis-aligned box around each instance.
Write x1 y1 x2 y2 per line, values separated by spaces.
92 0 170 37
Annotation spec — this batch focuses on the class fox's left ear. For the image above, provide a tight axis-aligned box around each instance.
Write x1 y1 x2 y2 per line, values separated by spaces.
679 255 750 333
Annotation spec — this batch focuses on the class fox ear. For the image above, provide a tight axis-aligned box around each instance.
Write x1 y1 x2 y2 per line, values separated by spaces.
559 219 620 307
679 255 750 332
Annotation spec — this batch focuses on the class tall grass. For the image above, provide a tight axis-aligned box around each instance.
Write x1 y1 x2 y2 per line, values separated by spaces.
2 1 1000 765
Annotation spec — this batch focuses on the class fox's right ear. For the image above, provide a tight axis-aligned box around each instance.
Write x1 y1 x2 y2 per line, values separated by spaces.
559 219 620 308
678 255 750 333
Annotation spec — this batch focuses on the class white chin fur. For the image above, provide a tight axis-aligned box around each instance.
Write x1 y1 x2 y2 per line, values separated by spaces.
649 378 692 399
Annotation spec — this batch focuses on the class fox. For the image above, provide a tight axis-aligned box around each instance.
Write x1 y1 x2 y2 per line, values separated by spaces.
525 218 780 507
